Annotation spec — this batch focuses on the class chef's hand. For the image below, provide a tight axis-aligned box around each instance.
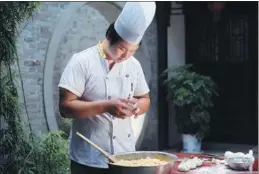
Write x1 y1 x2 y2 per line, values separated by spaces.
126 98 140 118
107 98 136 119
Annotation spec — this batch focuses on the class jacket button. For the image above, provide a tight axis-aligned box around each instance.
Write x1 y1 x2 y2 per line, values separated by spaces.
108 96 111 100
113 136 116 139
128 134 131 138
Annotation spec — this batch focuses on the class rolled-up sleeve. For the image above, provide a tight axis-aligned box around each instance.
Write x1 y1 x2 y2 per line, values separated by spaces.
134 62 150 97
58 53 88 97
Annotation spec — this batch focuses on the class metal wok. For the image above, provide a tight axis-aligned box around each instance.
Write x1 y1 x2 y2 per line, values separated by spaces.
108 151 178 174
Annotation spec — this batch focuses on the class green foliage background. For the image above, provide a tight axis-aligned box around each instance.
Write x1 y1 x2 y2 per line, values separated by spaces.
0 2 70 174
163 64 219 139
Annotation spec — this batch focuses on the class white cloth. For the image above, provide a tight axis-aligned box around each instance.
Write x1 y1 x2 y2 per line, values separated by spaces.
58 44 150 168
114 2 156 45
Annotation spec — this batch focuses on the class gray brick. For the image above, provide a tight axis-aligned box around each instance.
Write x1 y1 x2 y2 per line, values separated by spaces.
26 97 41 104
73 21 77 28
25 73 43 78
24 37 36 42
23 48 35 55
37 42 48 49
20 67 30 73
38 78 43 85
24 60 37 66
30 79 39 85
29 43 36 49
59 4 66 9
29 67 37 72
27 90 38 96
28 108 41 114
40 26 52 38
37 66 44 73
26 103 38 109
50 2 59 7
23 84 41 90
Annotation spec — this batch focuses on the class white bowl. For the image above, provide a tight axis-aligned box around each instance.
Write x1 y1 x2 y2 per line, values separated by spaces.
226 157 254 170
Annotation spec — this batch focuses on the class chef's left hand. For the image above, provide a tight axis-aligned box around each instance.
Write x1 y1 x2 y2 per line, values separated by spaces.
127 98 140 118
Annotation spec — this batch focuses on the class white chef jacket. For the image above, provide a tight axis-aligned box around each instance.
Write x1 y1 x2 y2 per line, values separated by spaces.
58 43 150 168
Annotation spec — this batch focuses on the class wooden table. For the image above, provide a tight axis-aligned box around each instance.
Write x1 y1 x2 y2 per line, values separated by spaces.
170 152 258 174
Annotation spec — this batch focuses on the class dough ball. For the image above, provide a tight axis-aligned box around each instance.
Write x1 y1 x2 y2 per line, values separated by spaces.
193 157 203 167
178 162 191 172
186 159 197 169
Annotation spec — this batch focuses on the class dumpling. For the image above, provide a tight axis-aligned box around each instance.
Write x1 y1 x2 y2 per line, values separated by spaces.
177 157 203 172
193 157 203 167
185 159 197 169
178 162 191 172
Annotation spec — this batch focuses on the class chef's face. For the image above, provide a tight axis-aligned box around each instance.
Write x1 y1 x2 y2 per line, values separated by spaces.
106 40 139 63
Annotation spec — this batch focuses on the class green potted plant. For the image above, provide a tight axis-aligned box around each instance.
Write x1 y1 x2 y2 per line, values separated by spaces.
163 64 219 153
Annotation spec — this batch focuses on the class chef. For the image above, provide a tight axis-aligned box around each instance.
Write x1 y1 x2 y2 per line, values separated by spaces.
58 2 156 174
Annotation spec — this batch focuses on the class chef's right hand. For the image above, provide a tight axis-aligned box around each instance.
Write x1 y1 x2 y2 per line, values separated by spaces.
106 98 135 119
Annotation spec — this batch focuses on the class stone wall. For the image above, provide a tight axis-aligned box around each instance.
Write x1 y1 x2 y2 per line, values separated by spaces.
16 2 159 149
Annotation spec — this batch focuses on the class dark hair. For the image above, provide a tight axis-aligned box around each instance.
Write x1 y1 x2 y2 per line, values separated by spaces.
105 22 142 46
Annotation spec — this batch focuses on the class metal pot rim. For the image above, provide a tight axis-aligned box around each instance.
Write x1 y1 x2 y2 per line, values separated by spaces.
108 151 178 167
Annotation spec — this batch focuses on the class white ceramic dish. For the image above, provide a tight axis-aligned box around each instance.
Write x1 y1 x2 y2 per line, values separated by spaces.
226 157 254 171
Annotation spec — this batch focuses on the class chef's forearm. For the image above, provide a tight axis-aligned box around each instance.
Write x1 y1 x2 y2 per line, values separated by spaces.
135 96 150 115
60 100 110 119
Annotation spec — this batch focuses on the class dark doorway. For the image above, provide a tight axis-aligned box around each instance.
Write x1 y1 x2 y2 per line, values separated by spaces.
184 2 258 145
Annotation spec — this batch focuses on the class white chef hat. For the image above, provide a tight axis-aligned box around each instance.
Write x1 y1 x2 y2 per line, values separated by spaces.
114 2 156 45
